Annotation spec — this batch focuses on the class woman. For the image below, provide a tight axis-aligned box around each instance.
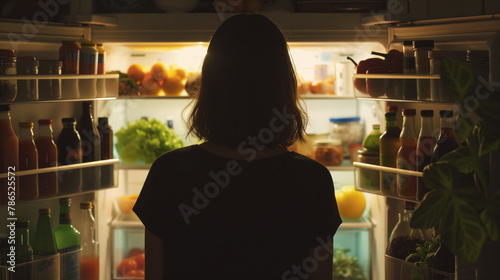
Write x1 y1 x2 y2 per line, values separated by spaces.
133 14 342 280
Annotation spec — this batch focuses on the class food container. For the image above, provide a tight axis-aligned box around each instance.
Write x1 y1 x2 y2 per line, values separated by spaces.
312 139 343 166
329 117 364 159
356 149 379 191
16 56 39 101
429 51 467 102
38 60 62 100
115 194 139 220
413 40 434 101
0 49 17 102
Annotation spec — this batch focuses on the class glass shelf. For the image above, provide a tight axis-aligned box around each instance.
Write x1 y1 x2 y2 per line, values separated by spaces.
0 159 119 178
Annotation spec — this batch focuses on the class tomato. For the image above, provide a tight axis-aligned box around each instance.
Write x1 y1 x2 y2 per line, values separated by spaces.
366 65 388 97
136 270 145 277
128 247 144 258
117 258 138 276
133 253 145 270
124 269 139 277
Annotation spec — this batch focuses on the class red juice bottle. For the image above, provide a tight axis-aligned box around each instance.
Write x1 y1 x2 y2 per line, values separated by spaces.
416 110 435 201
432 110 459 163
397 109 417 199
18 121 39 200
36 119 58 196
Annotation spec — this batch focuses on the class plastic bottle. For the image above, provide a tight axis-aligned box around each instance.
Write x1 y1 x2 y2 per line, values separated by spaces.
386 202 425 260
0 104 19 204
13 220 34 280
397 109 417 199
416 110 435 201
79 102 101 191
18 121 38 201
32 208 60 280
55 198 81 280
379 112 401 195
98 117 114 187
79 202 99 280
362 124 382 153
36 119 58 196
432 110 459 163
57 117 82 194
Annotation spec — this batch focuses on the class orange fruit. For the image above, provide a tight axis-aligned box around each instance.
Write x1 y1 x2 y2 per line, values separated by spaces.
162 77 184 96
140 73 161 96
127 64 145 82
335 186 366 220
150 62 168 82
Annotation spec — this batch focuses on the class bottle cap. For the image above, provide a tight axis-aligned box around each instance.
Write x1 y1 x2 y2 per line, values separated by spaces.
59 197 71 205
80 202 93 209
439 110 454 117
329 117 361 123
38 119 53 125
19 121 34 128
403 41 413 46
15 220 30 228
372 124 380 129
39 208 51 215
420 110 434 117
0 104 11 112
387 105 398 113
404 201 416 209
98 117 109 126
62 117 76 124
413 40 434 49
0 49 16 57
402 109 416 116
385 112 397 118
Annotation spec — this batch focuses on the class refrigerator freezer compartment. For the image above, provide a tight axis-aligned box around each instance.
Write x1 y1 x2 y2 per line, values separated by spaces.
110 218 145 279
385 254 454 280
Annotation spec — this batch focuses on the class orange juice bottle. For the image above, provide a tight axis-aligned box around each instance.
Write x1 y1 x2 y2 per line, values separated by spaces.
36 119 58 196
0 104 18 204
18 121 38 200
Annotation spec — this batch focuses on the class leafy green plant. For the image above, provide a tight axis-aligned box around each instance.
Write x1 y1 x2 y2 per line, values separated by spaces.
333 247 365 280
410 58 500 263
405 235 442 280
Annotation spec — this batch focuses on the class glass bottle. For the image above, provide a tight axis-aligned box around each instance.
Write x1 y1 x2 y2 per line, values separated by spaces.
32 208 60 280
57 117 82 194
55 197 81 280
12 220 34 280
36 119 58 196
379 112 401 195
402 41 417 100
413 40 434 101
397 109 418 199
18 122 39 201
79 102 101 190
387 202 425 260
79 202 99 280
417 110 435 201
0 104 19 204
362 124 382 153
432 110 459 163
98 117 114 187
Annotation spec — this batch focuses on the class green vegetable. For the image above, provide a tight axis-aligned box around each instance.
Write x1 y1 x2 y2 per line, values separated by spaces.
333 247 365 280
115 118 184 164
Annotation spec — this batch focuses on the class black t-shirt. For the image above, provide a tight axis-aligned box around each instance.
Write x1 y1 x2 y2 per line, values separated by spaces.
133 145 342 280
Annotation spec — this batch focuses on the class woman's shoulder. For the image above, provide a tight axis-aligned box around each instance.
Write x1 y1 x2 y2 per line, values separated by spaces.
151 145 201 165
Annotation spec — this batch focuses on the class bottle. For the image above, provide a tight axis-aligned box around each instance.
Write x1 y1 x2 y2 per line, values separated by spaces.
79 202 99 280
397 109 418 199
18 122 39 201
362 124 382 153
79 41 98 98
57 118 82 194
12 220 34 280
0 104 19 204
416 110 435 201
36 119 58 196
55 198 81 280
98 117 114 187
387 202 425 260
432 110 459 163
402 41 417 100
379 112 401 195
32 208 60 280
79 102 101 191
413 40 434 101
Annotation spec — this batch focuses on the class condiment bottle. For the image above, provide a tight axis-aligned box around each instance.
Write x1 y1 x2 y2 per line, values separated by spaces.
55 198 81 280
59 41 80 99
432 110 459 163
57 117 82 194
0 49 18 102
13 220 34 280
386 202 425 260
79 102 101 190
362 124 382 153
79 41 98 98
16 56 39 101
397 109 417 199
379 112 401 195
402 41 417 100
79 202 99 280
32 208 59 280
38 59 62 100
36 119 58 196
96 43 107 97
98 117 114 187
18 121 39 201
0 104 19 204
413 40 434 101
416 110 435 201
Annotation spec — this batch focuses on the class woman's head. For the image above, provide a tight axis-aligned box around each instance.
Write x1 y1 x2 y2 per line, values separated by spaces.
188 14 307 148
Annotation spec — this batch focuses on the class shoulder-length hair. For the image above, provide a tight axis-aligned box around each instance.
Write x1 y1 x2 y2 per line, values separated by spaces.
187 14 307 148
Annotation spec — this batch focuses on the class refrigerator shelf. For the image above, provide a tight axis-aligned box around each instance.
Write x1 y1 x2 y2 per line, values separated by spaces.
0 74 119 80
0 159 119 178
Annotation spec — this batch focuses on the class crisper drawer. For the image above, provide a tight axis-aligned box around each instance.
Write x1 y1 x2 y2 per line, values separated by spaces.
110 219 145 280
333 224 372 280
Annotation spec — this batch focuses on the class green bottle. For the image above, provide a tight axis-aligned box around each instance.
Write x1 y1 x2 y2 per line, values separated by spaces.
55 198 81 280
362 124 382 153
11 220 34 280
32 208 60 280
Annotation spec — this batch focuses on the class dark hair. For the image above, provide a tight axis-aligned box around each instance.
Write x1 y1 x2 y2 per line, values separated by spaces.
187 14 307 148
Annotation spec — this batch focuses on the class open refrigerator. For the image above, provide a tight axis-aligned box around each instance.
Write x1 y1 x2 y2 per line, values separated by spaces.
0 7 499 280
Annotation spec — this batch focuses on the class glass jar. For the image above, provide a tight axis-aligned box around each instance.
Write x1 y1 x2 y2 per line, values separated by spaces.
402 41 417 100
0 49 17 102
311 139 343 166
79 41 98 98
357 149 379 191
413 40 434 101
38 60 62 100
16 56 39 101
329 117 364 159
386 202 425 260
429 51 467 102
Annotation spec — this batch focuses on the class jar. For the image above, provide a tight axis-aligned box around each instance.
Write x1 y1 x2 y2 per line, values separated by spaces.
429 51 467 102
466 50 489 84
96 43 105 74
413 40 434 101
59 41 80 74
329 117 364 159
38 60 62 100
16 56 39 101
0 49 17 102
312 139 343 166
402 41 417 100
79 41 98 98
357 149 379 191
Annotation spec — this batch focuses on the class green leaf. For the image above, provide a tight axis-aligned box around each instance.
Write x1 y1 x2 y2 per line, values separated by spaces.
439 147 473 174
480 190 500 241
411 267 422 280
411 189 450 229
474 120 500 157
440 58 476 103
422 162 455 191
454 110 475 140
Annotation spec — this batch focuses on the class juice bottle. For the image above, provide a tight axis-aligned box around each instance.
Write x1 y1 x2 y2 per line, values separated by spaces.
79 202 99 280
98 117 114 187
397 109 417 199
55 198 81 280
416 110 435 201
79 102 101 190
0 104 19 204
379 112 401 195
57 117 82 194
36 119 58 196
362 124 382 153
432 110 459 162
18 121 39 200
